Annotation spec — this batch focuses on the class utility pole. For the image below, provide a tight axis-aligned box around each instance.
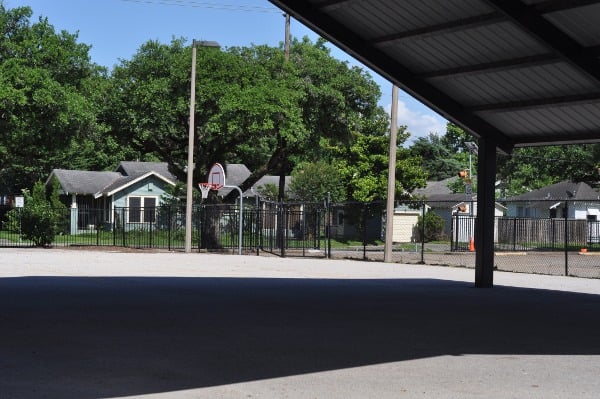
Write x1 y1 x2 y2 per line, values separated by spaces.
284 13 290 62
384 85 399 262
278 13 291 202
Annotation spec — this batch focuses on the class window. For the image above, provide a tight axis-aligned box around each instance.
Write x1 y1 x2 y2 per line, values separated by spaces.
128 196 157 223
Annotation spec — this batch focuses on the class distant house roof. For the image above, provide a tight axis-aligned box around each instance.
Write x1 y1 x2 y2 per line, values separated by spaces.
95 171 176 199
47 169 123 195
47 162 176 197
507 181 600 202
223 164 251 187
411 178 472 208
115 161 176 181
425 193 476 209
218 164 291 198
413 177 458 198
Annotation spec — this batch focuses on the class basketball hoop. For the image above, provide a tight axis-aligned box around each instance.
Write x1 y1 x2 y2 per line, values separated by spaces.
198 183 218 200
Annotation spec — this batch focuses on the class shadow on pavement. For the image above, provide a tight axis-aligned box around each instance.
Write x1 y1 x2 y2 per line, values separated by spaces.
1 276 599 398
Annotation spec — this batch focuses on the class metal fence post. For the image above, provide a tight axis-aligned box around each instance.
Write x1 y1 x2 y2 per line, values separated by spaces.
255 197 260 256
512 217 517 251
362 204 367 260
121 208 126 247
564 204 569 276
420 201 425 264
327 194 332 259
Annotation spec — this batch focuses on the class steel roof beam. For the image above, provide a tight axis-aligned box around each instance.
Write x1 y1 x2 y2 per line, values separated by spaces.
371 1 600 45
371 13 501 44
421 45 600 79
483 0 600 85
420 54 558 79
513 131 600 146
471 92 600 112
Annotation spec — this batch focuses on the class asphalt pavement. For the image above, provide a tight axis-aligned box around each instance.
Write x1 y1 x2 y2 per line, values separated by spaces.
1 248 600 398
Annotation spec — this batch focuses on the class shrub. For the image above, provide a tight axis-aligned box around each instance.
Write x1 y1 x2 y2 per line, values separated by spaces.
16 181 65 247
415 211 445 242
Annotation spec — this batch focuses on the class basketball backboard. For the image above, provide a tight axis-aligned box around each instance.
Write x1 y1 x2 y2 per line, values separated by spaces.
207 163 225 189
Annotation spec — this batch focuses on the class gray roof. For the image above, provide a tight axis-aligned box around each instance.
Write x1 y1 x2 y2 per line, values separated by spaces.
270 1 600 151
48 162 177 197
224 164 251 187
48 170 122 195
507 181 600 202
217 164 291 198
425 193 476 209
413 177 457 197
115 161 176 181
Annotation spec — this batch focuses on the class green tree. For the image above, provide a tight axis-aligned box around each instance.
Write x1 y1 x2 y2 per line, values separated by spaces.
409 124 473 182
255 183 279 201
497 145 600 196
0 4 120 191
332 126 427 202
288 161 346 202
107 37 386 202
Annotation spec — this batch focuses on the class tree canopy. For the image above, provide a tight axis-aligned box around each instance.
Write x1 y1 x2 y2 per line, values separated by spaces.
2 3 599 203
0 4 131 192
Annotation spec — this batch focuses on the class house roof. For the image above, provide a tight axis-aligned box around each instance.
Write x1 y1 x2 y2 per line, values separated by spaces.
269 1 600 152
413 177 457 197
95 171 176 199
507 181 600 202
217 164 292 198
425 193 476 209
115 161 176 181
47 169 122 195
48 162 176 197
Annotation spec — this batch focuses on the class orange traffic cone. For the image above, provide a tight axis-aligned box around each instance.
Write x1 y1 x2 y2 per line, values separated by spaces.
469 236 475 252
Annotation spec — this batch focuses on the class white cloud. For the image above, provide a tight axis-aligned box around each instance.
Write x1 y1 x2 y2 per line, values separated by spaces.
387 99 447 144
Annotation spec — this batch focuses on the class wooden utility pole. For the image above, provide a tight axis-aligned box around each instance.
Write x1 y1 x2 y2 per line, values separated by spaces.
384 85 399 262
278 13 291 202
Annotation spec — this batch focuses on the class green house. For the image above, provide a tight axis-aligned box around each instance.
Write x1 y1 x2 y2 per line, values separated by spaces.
46 162 176 234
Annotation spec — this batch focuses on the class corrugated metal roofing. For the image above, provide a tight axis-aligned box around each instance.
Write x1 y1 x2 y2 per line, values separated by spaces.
270 0 600 152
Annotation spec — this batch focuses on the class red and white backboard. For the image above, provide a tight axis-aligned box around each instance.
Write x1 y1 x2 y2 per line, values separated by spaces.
207 163 225 189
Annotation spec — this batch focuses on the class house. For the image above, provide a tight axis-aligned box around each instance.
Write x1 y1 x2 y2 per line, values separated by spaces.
411 178 506 243
505 181 600 220
46 162 176 234
503 181 600 245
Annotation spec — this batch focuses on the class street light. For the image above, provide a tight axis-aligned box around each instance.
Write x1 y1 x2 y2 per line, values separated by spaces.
464 141 478 216
185 40 220 253
464 141 478 180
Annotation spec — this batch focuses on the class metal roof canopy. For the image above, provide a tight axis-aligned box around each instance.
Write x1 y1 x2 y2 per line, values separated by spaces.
269 0 600 288
269 0 600 154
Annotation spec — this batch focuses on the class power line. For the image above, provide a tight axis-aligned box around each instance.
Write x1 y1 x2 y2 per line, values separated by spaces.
119 0 282 13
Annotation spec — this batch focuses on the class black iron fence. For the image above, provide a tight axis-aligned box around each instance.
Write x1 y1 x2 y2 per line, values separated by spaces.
1 199 599 278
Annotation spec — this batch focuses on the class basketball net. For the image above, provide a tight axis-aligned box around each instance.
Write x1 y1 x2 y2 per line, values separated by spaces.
198 183 217 200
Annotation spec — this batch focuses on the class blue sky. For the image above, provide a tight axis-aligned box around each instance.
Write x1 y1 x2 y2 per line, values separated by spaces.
5 0 447 141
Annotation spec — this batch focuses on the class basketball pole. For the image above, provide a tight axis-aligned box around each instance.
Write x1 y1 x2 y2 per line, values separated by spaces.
184 43 198 253
384 85 399 263
185 40 220 253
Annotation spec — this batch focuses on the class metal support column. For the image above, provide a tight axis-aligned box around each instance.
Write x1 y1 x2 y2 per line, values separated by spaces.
474 137 497 288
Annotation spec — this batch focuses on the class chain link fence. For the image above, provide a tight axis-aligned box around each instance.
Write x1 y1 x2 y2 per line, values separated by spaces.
1 199 599 278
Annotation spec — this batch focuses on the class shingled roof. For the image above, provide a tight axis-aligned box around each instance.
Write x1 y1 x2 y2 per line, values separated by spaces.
47 162 176 197
48 170 122 195
507 181 600 202
115 161 176 181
